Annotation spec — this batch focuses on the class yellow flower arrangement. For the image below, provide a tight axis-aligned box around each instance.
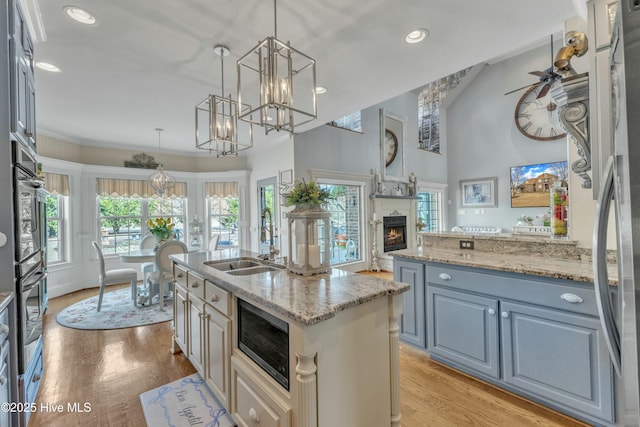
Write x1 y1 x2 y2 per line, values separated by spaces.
146 217 175 241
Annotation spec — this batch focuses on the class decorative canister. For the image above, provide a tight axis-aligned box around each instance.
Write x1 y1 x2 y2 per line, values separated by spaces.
550 184 568 238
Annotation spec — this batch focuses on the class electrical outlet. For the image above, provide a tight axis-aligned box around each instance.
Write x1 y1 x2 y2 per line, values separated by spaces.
459 240 474 250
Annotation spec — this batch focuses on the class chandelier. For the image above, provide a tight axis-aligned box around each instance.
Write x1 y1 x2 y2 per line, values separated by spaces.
195 45 253 156
237 0 317 135
149 128 176 197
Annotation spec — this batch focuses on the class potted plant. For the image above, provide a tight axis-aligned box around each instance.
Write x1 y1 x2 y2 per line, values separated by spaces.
146 217 175 249
283 179 332 210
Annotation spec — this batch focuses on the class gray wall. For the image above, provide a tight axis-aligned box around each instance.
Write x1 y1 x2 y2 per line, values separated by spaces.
293 92 448 185
446 43 567 230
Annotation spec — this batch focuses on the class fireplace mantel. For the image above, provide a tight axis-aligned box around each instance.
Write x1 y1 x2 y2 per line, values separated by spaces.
371 197 417 271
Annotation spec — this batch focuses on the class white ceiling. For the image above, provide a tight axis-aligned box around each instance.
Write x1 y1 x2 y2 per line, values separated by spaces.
32 0 581 155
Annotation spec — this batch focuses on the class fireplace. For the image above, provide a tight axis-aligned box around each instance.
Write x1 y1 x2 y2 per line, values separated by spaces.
383 216 407 252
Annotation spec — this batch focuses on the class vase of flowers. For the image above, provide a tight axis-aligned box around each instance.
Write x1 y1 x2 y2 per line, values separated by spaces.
146 217 175 250
283 179 332 211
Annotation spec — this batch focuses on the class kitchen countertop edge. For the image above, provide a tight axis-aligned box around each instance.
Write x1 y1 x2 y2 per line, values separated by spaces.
171 249 409 326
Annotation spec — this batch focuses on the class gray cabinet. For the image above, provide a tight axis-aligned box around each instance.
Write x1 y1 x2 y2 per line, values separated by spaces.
394 259 425 348
501 300 614 422
9 0 36 151
427 285 499 379
423 261 614 426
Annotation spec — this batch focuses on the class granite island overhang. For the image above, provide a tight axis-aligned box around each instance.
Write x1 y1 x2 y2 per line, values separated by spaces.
171 248 410 326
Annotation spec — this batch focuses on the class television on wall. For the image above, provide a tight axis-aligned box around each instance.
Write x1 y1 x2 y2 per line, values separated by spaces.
510 161 569 208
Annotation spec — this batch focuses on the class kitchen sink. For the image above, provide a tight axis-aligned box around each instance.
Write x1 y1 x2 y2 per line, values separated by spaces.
205 258 285 275
205 258 263 271
226 265 284 276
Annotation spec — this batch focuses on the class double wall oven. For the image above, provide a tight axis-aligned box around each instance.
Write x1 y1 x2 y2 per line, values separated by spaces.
12 141 46 409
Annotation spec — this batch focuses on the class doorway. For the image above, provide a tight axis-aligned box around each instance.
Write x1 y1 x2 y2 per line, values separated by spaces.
257 177 277 255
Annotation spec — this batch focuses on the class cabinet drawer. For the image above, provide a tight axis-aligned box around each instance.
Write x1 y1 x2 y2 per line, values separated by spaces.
205 280 230 317
174 264 188 289
188 271 205 300
24 350 42 404
426 263 598 317
232 361 291 427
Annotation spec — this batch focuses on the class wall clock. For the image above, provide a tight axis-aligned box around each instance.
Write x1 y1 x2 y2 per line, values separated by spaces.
514 83 567 141
384 129 398 166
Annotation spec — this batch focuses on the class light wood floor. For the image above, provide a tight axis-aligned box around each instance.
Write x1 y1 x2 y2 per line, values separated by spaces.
29 277 591 427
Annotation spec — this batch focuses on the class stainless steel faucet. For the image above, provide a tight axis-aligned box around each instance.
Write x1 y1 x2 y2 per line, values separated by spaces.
261 207 279 261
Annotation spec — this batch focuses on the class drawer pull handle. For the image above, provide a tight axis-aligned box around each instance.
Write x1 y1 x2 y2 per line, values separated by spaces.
438 273 452 281
249 407 260 423
0 324 8 334
192 282 199 288
487 308 495 315
210 294 220 303
501 311 509 319
0 375 5 385
32 374 40 382
177 273 184 278
561 293 583 304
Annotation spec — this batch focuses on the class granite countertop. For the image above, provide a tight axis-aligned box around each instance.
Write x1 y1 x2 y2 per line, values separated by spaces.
392 248 618 285
171 249 409 327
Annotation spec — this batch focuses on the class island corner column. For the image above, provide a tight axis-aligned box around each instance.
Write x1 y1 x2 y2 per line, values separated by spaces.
389 293 403 427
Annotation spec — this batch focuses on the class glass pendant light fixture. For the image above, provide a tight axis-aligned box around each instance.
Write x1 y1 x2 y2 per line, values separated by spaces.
237 0 317 135
195 45 253 156
149 128 176 197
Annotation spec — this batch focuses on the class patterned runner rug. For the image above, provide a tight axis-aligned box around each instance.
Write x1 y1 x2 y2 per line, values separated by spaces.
140 373 235 427
56 287 172 330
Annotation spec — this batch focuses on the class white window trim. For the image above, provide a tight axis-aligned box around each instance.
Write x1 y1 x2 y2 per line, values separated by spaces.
416 180 448 233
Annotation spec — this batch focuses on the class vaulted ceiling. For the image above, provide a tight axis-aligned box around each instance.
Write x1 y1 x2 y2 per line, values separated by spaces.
33 0 581 155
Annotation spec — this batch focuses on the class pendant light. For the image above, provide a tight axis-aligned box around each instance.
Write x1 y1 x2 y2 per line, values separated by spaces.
237 0 317 135
149 128 176 197
195 45 253 156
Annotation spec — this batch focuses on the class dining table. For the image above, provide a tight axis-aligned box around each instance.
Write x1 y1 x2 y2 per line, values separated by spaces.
119 246 202 263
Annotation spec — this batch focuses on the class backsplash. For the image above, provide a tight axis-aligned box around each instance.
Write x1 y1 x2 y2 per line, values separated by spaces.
419 232 617 264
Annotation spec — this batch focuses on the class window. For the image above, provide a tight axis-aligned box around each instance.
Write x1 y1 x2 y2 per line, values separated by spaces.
206 182 240 248
331 111 362 132
97 196 186 255
96 177 187 255
46 195 65 263
417 190 442 232
318 183 362 265
43 172 70 264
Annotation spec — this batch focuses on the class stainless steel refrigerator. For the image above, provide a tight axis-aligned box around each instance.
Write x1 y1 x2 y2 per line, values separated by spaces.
593 2 640 425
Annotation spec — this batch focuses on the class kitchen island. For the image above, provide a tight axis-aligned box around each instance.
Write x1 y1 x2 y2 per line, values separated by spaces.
171 249 409 427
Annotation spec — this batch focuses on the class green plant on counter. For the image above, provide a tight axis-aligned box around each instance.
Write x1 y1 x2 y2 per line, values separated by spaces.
283 179 333 207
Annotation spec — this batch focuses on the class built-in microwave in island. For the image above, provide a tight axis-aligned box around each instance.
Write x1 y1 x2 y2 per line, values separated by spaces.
237 299 289 390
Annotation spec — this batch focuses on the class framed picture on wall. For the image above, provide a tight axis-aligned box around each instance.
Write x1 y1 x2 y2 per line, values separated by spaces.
460 177 498 207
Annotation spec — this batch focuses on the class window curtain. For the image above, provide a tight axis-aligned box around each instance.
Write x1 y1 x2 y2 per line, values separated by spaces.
204 182 238 198
43 172 70 196
96 178 187 198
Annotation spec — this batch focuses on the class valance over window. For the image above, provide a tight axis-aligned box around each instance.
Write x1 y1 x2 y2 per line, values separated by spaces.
96 178 187 198
43 172 70 196
204 182 238 198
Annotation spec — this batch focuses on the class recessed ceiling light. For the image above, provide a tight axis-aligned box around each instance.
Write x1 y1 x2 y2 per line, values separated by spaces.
405 28 429 44
315 86 327 94
35 62 61 72
63 6 97 25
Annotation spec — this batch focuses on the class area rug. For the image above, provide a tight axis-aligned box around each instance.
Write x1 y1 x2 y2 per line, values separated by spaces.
140 373 235 427
56 287 173 330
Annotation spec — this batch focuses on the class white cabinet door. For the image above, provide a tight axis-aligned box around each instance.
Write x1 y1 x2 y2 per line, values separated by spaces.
204 304 231 408
173 284 188 354
188 294 205 373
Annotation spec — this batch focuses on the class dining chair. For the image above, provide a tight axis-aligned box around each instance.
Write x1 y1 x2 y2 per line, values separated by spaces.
208 234 220 251
145 240 187 310
139 234 156 282
92 241 138 312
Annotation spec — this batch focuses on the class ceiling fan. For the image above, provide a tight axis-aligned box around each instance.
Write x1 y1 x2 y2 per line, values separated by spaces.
504 35 561 99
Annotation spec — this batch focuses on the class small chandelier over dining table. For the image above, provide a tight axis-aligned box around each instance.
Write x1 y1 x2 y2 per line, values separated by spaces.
237 0 317 135
149 128 176 197
195 45 253 156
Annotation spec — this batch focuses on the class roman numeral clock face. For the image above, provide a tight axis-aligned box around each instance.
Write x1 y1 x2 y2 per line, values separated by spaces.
514 84 567 141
